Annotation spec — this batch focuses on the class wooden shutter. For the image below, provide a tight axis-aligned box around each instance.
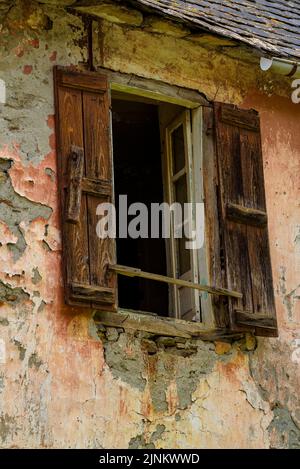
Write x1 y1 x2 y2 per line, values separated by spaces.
213 102 277 337
54 67 116 310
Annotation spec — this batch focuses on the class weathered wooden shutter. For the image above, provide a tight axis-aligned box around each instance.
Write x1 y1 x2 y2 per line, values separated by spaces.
213 102 277 337
54 67 116 310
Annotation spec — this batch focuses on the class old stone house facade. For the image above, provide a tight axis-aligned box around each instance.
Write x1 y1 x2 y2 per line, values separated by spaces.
0 0 299 448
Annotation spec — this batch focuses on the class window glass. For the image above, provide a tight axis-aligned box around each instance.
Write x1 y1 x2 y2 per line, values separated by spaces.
171 124 185 174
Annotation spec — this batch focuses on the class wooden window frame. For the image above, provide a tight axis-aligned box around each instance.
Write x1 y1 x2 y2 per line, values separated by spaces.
165 110 199 321
164 110 202 322
92 67 221 337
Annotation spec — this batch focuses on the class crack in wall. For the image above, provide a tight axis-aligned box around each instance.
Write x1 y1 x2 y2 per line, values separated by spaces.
278 266 299 321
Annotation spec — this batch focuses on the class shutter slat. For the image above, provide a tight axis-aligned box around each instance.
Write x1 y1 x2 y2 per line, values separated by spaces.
226 222 254 314
214 102 278 337
57 85 91 292
82 90 116 308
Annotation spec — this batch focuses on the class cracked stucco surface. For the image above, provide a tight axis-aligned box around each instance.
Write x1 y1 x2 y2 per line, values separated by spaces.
0 0 299 448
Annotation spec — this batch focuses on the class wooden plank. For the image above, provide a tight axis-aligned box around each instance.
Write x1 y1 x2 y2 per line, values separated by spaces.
82 89 117 310
219 106 259 132
70 282 114 304
183 109 201 321
193 106 213 326
98 67 209 108
226 222 254 313
109 264 243 299
56 66 108 93
81 176 111 197
65 146 84 224
202 106 231 328
235 310 277 329
96 309 191 339
73 2 144 27
240 126 266 211
239 120 277 331
226 202 267 227
56 85 91 294
247 225 276 321
94 308 244 341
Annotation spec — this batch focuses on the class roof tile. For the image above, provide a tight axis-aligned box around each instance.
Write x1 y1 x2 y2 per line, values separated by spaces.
132 0 300 59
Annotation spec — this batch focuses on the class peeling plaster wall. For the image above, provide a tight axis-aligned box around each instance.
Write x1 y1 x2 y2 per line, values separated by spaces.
0 1 299 448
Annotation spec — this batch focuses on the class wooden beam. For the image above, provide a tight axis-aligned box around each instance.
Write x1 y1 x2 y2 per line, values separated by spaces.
192 106 214 326
55 66 108 92
81 176 111 197
73 1 143 26
94 308 244 340
109 264 243 299
187 33 236 47
70 282 115 304
235 310 277 329
97 67 209 108
226 202 268 227
143 16 190 38
220 106 259 131
56 65 210 108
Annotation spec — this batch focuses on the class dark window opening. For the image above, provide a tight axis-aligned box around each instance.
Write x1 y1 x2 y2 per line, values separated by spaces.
112 99 169 316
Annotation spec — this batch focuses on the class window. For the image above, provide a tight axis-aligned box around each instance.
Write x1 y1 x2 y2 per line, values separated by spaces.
54 67 278 338
165 111 200 322
112 99 169 317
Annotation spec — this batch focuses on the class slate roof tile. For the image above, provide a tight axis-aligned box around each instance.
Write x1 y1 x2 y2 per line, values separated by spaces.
132 0 300 60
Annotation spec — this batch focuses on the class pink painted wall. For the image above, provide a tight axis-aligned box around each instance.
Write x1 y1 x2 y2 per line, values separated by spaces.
0 1 299 448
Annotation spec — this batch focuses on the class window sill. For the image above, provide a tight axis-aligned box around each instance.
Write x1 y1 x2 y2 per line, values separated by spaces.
93 308 244 341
